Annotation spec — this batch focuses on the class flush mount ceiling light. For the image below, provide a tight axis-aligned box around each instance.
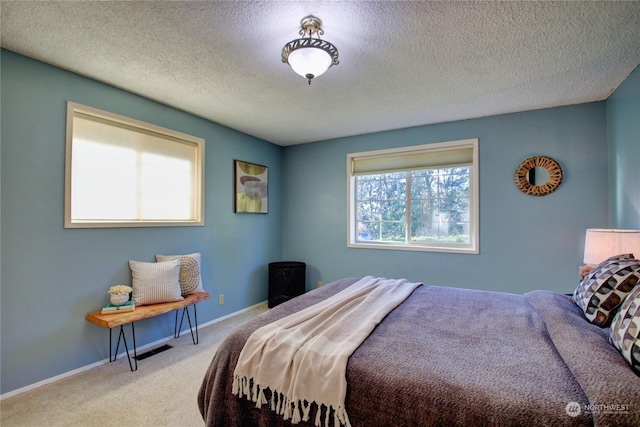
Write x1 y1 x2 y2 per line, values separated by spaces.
281 15 339 85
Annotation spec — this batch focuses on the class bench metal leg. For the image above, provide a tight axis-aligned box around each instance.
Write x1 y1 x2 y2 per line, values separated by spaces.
107 305 201 372
110 323 138 372
174 305 199 345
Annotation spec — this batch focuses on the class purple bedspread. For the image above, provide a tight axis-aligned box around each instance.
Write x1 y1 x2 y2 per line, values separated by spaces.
198 278 640 426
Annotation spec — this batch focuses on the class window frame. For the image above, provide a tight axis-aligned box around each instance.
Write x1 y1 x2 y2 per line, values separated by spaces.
64 101 205 228
347 138 479 254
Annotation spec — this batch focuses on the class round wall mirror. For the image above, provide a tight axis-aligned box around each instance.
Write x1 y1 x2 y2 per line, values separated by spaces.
515 156 562 196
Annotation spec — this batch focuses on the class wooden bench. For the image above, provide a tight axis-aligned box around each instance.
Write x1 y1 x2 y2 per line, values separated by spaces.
86 292 210 371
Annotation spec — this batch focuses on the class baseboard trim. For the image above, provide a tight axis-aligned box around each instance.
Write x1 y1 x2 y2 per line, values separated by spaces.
0 300 267 400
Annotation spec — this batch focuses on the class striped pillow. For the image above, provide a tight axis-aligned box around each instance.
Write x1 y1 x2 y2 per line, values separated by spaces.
129 259 183 305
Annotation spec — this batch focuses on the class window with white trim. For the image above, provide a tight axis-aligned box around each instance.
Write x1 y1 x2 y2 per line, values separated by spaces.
64 102 205 228
347 139 478 253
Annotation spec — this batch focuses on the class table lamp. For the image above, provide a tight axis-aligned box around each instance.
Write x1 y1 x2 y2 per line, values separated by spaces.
580 229 640 278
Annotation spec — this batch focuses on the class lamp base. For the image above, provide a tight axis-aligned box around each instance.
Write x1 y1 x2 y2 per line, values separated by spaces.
579 264 594 280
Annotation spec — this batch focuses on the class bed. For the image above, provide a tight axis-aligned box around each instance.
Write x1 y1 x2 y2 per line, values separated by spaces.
198 277 640 426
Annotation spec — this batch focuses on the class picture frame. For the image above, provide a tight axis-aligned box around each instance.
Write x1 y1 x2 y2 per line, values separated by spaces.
234 160 268 213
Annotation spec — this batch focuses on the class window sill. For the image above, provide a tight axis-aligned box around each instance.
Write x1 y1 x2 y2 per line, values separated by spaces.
347 241 478 254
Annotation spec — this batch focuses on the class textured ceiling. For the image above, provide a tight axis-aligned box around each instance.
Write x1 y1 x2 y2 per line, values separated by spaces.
1 1 639 146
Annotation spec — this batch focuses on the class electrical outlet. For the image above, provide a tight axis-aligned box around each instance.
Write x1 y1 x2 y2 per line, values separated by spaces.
218 294 224 305
317 281 323 288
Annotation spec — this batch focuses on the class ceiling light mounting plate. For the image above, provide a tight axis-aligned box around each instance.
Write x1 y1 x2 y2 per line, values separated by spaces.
299 15 324 37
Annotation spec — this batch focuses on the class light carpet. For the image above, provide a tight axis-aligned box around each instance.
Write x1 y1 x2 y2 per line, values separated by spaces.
1 304 268 427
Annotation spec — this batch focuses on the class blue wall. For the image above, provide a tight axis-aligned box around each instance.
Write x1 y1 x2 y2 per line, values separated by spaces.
607 65 640 230
2 48 637 396
281 104 610 293
0 50 283 394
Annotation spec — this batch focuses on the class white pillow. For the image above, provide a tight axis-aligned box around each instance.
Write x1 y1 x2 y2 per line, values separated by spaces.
155 252 204 296
129 259 183 305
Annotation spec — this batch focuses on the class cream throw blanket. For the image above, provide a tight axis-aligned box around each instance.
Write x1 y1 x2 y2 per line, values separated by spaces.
232 276 422 427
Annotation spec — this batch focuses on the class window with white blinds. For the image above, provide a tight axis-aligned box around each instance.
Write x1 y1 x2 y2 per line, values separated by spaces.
64 102 204 228
347 139 479 253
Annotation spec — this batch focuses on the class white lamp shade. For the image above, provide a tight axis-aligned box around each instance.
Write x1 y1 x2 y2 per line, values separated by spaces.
583 229 640 264
287 47 332 80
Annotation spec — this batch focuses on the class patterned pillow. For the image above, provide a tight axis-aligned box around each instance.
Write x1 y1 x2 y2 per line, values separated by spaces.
588 254 635 274
155 252 204 296
574 254 634 306
610 286 640 374
129 259 183 305
573 255 640 327
574 254 635 298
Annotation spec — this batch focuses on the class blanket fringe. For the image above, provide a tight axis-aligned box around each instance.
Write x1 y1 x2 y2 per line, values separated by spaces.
315 404 324 427
255 384 267 407
233 375 352 427
302 400 311 421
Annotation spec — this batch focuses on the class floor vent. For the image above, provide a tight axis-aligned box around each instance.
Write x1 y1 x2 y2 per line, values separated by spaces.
134 343 173 361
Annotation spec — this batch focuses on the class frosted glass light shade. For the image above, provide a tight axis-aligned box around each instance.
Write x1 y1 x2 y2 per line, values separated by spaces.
583 229 640 264
287 47 332 80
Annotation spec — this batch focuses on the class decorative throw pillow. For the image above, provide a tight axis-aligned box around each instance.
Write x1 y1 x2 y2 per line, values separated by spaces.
155 252 204 296
573 255 640 327
573 253 635 302
609 285 640 374
129 259 183 305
